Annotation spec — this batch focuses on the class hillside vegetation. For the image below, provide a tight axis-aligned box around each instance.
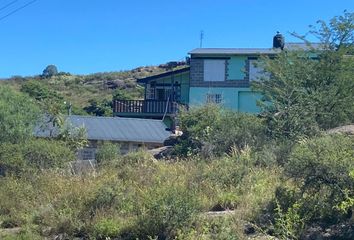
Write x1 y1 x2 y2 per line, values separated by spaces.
1 62 187 116
0 11 353 240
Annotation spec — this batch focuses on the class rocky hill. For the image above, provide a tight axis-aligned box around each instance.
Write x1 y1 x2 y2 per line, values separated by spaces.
0 61 187 115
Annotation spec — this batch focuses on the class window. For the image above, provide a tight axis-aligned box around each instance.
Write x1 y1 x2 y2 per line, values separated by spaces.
131 143 143 152
146 84 155 99
206 93 222 104
249 60 268 81
204 60 225 81
78 148 96 160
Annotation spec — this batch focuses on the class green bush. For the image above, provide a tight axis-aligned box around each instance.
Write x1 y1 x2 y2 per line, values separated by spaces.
93 218 122 240
175 105 267 157
176 216 241 240
137 183 200 239
274 201 305 240
0 139 75 176
95 142 120 166
284 134 354 224
0 86 40 144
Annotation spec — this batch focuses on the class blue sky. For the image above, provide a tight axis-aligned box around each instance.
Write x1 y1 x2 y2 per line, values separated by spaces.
0 0 352 78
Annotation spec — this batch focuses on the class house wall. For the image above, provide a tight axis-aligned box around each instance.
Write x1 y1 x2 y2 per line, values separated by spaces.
188 54 265 113
226 56 247 80
76 140 163 160
189 58 250 87
189 87 261 113
148 72 190 104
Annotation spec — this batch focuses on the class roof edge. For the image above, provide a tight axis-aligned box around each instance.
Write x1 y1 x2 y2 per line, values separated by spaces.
137 67 190 83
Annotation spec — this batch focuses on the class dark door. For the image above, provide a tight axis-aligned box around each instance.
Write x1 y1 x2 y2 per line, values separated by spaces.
156 89 165 101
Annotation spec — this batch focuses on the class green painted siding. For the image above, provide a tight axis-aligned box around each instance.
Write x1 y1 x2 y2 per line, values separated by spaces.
238 91 262 113
189 87 238 110
226 56 247 80
189 87 261 113
153 72 189 104
179 72 190 104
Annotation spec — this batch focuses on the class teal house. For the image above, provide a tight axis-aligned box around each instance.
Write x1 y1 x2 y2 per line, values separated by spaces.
113 33 317 123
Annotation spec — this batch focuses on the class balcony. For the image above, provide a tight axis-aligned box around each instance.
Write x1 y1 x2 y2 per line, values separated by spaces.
113 100 181 117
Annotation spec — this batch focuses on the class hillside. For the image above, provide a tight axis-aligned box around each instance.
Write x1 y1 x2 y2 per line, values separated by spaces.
0 62 187 115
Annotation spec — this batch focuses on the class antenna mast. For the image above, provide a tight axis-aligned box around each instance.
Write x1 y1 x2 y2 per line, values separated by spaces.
200 30 204 48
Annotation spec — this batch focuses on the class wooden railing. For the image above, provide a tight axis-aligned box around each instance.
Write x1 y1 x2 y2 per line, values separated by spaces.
113 100 179 114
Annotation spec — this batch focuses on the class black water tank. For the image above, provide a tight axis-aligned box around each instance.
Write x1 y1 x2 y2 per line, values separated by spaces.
273 32 285 50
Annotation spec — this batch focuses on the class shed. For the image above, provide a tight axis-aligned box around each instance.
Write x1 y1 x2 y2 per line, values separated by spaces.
35 115 172 159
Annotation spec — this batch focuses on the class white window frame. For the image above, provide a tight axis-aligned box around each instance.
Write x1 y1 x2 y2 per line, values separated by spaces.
204 59 226 82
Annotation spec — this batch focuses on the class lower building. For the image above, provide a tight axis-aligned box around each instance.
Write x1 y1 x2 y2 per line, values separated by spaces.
35 115 172 160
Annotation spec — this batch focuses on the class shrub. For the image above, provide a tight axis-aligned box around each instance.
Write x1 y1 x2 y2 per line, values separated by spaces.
0 139 74 176
285 134 354 224
92 218 122 240
136 182 200 239
176 216 242 240
175 105 267 157
95 142 120 166
0 86 40 144
274 201 305 240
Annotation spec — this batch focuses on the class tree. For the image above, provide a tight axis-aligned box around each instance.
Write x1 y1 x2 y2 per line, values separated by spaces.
84 99 112 116
175 105 267 157
21 80 63 102
42 64 58 78
253 11 354 140
0 86 40 143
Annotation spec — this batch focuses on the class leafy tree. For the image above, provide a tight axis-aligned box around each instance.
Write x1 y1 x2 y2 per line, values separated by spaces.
0 86 40 143
42 64 58 78
253 11 354 140
175 105 267 157
84 99 112 116
56 120 88 151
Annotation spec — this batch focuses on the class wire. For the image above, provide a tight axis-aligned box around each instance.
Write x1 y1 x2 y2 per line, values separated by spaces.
0 0 37 22
0 0 18 12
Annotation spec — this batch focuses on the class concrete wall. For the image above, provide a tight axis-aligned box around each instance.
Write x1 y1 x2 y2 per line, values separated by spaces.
77 140 163 160
190 57 250 88
189 87 261 113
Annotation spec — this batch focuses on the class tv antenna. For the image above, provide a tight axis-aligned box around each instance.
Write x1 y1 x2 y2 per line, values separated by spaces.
200 30 204 48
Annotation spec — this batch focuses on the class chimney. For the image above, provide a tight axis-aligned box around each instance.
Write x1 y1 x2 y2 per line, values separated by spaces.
273 32 285 50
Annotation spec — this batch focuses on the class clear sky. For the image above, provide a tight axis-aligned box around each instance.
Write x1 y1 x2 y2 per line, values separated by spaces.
0 0 353 78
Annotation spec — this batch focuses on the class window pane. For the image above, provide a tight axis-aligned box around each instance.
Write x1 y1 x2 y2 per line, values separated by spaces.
206 93 222 104
204 60 225 81
249 60 268 81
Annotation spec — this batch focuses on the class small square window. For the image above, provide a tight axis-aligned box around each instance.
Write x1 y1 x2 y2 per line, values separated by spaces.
206 93 222 104
78 148 96 160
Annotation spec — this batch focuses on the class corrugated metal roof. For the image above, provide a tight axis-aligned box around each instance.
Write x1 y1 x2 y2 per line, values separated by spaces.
35 115 171 144
189 48 279 55
189 43 322 55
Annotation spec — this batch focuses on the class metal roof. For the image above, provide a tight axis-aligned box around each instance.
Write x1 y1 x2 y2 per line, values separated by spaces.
189 43 322 55
35 115 171 144
137 67 190 83
189 48 280 55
